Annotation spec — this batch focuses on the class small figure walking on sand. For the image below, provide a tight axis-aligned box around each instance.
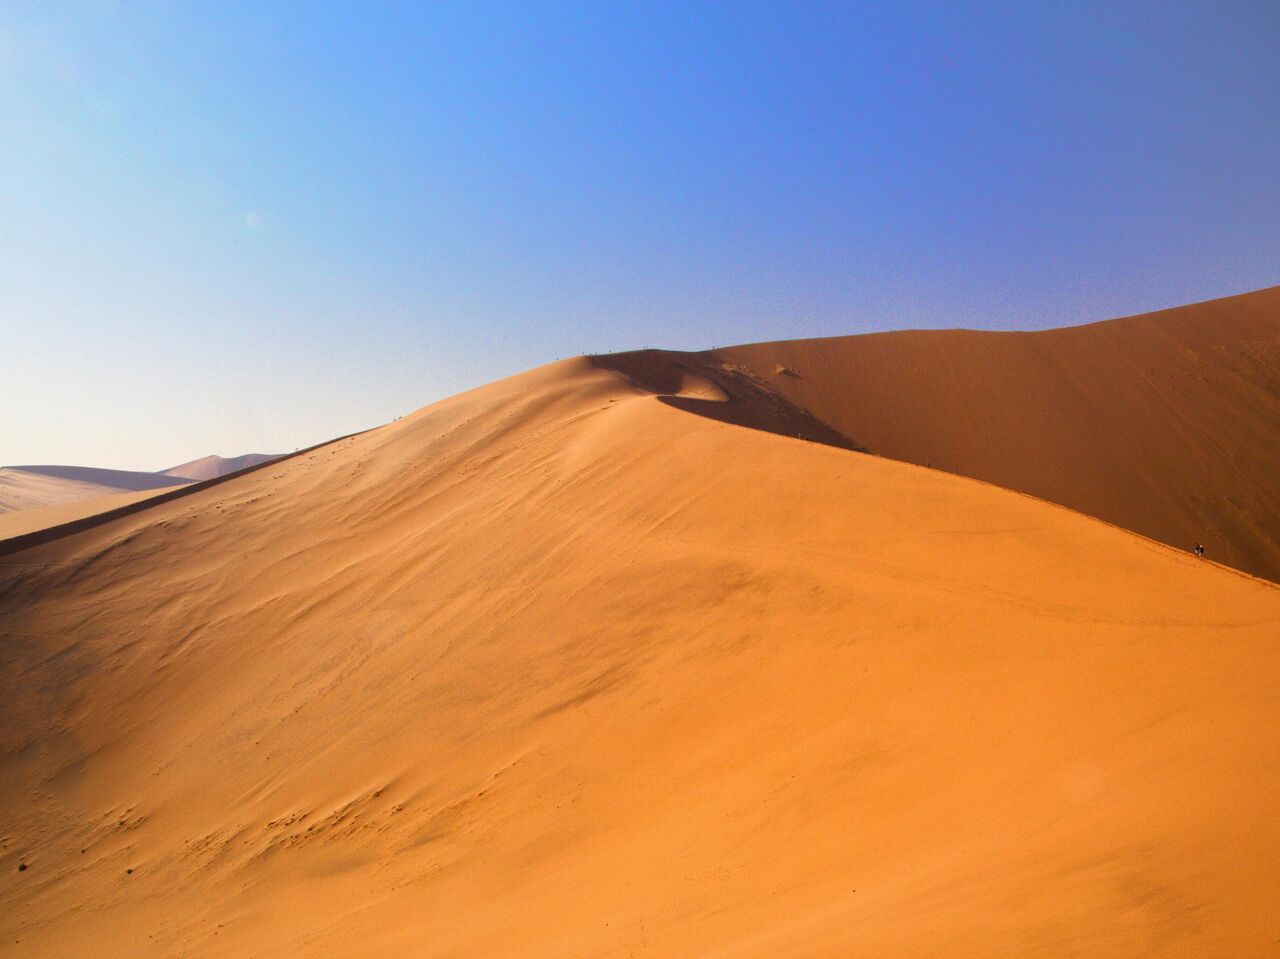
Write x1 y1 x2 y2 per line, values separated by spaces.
1194 543 1205 558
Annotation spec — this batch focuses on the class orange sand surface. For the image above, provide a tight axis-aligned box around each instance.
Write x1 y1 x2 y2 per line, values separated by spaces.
3 354 1278 957
712 286 1280 581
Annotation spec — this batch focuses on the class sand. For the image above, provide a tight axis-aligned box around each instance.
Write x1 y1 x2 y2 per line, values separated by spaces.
0 455 281 525
3 349 1278 956
0 487 187 542
0 466 185 515
0 467 120 513
162 454 282 482
711 285 1280 581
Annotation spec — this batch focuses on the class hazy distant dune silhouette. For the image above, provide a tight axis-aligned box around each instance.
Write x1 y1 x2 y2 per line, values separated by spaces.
162 453 282 482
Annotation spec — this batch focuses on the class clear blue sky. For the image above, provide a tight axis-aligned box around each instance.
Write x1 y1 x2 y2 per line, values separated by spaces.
3 2 1278 471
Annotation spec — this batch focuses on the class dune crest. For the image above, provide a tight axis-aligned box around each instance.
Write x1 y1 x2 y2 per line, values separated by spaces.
699 285 1280 581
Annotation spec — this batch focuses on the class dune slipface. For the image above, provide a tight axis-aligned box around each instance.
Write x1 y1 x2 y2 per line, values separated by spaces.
706 286 1280 583
2 354 1278 957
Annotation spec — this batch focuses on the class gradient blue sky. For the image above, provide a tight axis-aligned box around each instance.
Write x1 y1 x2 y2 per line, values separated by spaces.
3 1 1278 471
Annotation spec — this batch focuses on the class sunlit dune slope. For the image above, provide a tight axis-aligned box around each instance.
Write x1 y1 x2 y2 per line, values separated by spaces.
2 358 1279 957
702 285 1280 582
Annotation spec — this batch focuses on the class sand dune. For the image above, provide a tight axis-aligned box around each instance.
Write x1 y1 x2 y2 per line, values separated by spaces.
1 453 283 525
162 453 281 482
3 353 1278 956
0 487 188 542
703 285 1280 582
0 467 120 513
0 466 185 515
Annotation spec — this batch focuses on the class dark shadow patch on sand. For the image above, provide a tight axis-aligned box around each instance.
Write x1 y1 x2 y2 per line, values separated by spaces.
589 349 865 453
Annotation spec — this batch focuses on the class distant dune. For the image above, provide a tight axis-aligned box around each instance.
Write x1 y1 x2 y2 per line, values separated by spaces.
0 465 186 515
3 312 1279 956
0 486 189 542
162 453 281 482
0 467 121 513
0 453 282 520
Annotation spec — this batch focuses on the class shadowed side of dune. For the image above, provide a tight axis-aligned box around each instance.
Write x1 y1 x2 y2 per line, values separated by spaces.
704 286 1280 582
590 348 864 452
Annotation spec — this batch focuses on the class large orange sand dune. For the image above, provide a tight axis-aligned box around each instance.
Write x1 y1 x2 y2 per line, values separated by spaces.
2 352 1279 956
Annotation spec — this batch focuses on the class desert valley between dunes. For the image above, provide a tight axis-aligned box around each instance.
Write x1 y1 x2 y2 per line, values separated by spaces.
3 287 1280 956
